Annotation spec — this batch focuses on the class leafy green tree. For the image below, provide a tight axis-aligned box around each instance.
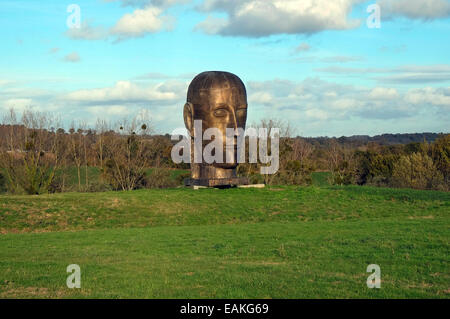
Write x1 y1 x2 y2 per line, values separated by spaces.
429 134 450 187
392 152 445 190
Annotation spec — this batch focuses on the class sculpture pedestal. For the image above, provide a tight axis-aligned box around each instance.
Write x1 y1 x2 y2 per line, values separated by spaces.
184 177 249 188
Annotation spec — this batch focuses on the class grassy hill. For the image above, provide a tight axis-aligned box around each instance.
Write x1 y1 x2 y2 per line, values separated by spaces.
0 185 448 298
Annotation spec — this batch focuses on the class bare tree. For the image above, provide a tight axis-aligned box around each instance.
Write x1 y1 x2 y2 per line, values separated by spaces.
292 138 314 164
102 114 152 191
327 139 355 185
95 118 109 170
68 123 83 191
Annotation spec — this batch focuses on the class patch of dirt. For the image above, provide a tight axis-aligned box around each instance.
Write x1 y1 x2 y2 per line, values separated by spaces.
408 215 435 220
110 198 121 208
0 284 91 298
224 260 286 266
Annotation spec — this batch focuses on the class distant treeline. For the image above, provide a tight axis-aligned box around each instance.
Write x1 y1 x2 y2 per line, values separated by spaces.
303 132 445 147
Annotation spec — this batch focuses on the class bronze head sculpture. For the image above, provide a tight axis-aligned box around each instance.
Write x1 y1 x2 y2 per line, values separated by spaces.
184 71 249 187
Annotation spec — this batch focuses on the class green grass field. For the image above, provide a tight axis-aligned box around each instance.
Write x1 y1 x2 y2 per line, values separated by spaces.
0 183 449 298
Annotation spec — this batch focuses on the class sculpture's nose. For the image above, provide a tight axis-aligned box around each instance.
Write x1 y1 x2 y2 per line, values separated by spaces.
224 110 240 144
230 111 240 141
231 110 238 132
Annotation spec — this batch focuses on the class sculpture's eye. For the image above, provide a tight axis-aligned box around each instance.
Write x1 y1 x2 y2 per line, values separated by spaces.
236 108 247 117
214 108 228 117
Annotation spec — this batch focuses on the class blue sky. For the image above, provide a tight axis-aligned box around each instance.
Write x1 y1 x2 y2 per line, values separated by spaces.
0 0 449 136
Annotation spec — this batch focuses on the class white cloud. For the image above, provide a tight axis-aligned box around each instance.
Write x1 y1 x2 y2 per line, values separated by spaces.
134 72 196 80
405 87 450 106
248 91 273 104
66 6 173 41
295 42 311 53
3 98 33 112
66 80 184 104
1 76 448 135
48 48 60 54
111 6 171 38
316 64 450 84
368 87 399 100
195 15 228 34
0 78 189 131
330 98 358 110
320 55 363 63
65 21 109 40
305 108 328 120
245 78 449 124
196 0 361 37
378 0 450 20
104 0 189 8
0 80 15 87
290 55 364 64
87 105 130 116
63 52 81 63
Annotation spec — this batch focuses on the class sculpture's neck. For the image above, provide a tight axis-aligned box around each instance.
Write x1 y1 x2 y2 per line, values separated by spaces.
191 163 237 180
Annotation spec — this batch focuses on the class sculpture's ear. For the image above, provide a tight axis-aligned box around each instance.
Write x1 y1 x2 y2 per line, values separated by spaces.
183 102 194 135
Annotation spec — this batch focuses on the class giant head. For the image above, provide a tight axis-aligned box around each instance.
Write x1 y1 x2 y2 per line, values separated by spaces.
183 71 248 184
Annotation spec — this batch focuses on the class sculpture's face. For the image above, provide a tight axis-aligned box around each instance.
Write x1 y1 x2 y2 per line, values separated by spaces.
196 87 247 168
185 72 248 169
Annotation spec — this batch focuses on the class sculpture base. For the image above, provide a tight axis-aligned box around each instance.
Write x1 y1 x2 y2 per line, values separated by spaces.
184 177 249 188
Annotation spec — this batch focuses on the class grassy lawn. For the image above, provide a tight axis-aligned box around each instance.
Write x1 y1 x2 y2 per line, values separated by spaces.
311 171 332 187
52 166 189 192
0 185 448 298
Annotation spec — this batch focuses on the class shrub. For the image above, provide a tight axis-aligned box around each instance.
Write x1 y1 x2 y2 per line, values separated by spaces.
329 159 355 185
175 171 191 186
430 134 450 187
0 110 62 195
0 171 6 193
85 179 113 193
392 153 445 190
102 158 148 191
354 151 398 186
146 168 178 189
1 154 58 195
281 160 313 185
101 122 150 191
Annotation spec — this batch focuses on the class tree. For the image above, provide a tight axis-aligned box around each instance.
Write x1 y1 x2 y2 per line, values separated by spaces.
429 134 450 187
68 124 83 191
0 109 62 194
327 139 355 185
95 119 109 170
102 115 152 191
392 152 445 190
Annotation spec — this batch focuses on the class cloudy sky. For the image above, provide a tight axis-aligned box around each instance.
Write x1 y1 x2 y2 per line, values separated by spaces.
1 0 449 136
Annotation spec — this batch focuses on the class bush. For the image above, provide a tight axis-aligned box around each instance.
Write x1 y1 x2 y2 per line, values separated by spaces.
430 134 450 187
280 160 313 185
243 160 313 186
392 153 445 190
329 159 354 185
271 170 312 185
1 154 58 195
85 179 113 193
175 171 191 186
0 171 6 193
101 122 151 191
102 158 148 191
354 151 398 186
47 173 64 193
146 168 178 189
